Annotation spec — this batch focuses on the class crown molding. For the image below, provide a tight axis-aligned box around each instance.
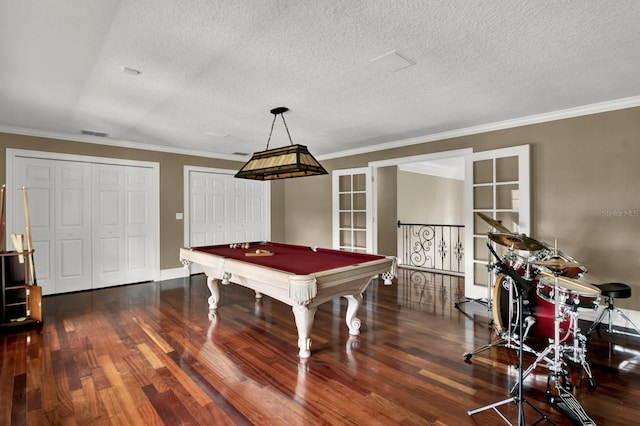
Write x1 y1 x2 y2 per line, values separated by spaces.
2 95 640 163
318 96 640 160
398 160 464 180
0 125 245 162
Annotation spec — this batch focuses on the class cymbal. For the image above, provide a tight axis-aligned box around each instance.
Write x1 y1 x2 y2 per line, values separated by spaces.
476 212 512 233
530 258 586 270
488 232 546 251
539 271 600 296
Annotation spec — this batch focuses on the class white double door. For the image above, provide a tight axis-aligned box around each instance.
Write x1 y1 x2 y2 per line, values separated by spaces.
12 155 157 295
186 168 270 247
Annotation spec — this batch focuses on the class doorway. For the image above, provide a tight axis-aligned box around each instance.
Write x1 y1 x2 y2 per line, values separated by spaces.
369 148 471 259
367 146 530 300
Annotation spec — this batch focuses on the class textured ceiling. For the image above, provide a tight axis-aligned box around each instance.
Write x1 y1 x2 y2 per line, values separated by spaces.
1 1 640 160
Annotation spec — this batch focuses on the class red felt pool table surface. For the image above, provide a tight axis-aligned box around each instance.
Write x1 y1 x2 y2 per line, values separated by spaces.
191 242 387 275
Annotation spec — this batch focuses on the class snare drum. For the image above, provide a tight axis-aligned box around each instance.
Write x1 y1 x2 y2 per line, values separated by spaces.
536 272 601 311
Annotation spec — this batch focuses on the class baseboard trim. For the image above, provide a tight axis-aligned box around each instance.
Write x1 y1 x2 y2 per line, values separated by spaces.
159 267 189 281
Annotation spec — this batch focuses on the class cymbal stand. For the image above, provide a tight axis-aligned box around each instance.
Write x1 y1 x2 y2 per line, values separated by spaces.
485 235 501 311
468 268 555 425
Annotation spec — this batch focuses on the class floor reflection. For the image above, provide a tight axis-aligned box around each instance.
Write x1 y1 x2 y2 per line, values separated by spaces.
396 268 464 316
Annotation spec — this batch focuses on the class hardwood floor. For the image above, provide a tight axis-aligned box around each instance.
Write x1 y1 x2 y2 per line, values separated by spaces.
1 268 639 425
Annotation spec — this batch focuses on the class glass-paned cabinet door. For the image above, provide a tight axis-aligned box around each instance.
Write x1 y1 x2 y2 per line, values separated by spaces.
332 168 372 253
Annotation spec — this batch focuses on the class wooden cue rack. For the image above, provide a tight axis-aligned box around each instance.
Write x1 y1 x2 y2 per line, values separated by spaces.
0 185 42 332
0 250 42 331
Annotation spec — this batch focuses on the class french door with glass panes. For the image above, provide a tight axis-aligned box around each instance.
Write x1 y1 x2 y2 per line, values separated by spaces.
464 145 530 300
332 168 373 253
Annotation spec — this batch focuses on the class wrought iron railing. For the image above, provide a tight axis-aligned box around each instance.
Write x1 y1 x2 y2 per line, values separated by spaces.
397 221 464 275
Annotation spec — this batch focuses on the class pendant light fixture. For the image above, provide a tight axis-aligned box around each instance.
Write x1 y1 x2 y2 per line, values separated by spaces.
234 107 328 180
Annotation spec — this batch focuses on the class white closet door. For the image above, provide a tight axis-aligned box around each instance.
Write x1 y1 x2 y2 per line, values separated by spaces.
188 170 268 247
13 157 55 295
55 161 92 293
189 171 224 246
230 178 268 243
92 164 156 288
9 150 158 294
92 164 126 287
124 166 155 283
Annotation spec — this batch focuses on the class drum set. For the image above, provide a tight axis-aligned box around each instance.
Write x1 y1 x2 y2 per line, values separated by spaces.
466 213 600 425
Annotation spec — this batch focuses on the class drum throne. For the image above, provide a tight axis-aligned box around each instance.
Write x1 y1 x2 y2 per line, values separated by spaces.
588 282 640 337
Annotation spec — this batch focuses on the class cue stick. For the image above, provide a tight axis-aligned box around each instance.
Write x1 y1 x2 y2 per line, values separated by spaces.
11 233 24 263
22 186 37 284
0 184 5 252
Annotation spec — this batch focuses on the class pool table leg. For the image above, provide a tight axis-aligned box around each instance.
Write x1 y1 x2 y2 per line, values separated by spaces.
292 304 318 358
344 294 363 335
206 276 220 310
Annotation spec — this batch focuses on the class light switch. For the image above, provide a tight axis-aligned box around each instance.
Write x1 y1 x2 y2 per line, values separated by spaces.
176 212 183 220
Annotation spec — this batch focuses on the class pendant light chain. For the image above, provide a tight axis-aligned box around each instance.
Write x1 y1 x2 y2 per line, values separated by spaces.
265 111 295 150
265 113 278 150
280 113 294 146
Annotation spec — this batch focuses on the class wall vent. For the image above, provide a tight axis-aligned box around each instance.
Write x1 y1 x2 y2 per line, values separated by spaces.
81 130 109 138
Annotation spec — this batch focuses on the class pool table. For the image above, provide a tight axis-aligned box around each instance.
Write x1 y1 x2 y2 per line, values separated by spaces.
179 242 396 358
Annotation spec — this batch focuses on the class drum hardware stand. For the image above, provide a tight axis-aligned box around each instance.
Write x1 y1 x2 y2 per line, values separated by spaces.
463 278 540 361
509 269 596 425
464 244 540 361
511 281 597 391
509 324 572 395
468 250 555 426
560 307 596 388
511 267 572 394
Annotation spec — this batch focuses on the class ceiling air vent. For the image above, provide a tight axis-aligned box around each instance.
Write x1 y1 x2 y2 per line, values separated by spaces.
371 50 416 72
232 152 249 156
81 130 109 138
